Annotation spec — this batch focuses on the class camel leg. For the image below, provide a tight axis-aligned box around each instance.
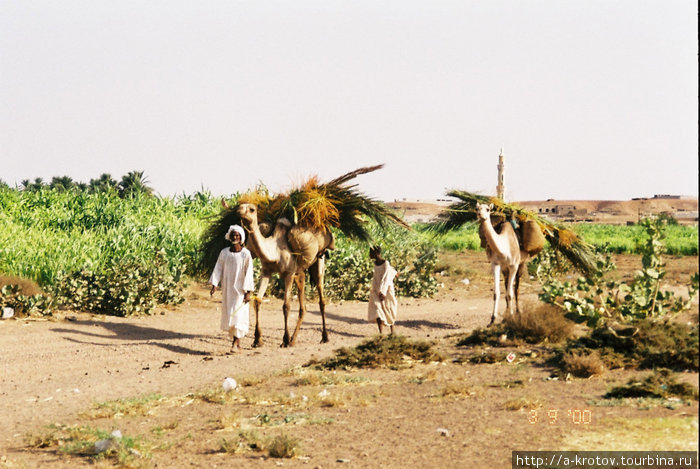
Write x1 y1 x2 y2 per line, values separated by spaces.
252 274 270 348
289 271 307 346
281 274 295 348
316 257 329 344
505 266 518 317
489 263 501 326
514 262 526 315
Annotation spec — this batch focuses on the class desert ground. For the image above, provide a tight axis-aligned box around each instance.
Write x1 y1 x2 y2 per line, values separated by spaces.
0 252 698 468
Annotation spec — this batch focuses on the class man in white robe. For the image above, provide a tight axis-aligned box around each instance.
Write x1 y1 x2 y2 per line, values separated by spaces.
367 245 398 334
209 225 254 351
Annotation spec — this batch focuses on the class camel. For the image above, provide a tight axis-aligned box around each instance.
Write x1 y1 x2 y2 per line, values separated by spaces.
237 202 335 347
476 203 530 325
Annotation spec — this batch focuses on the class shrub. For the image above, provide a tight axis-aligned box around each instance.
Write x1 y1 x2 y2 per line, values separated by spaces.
605 369 698 401
49 252 184 316
560 351 606 377
553 319 698 372
536 218 699 326
458 303 575 347
0 283 53 317
267 434 301 458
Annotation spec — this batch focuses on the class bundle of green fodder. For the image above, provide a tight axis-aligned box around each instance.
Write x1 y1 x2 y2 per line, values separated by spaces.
428 189 599 276
198 165 409 276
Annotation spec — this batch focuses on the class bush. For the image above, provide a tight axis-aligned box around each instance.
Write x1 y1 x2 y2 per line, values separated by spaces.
605 369 698 401
535 218 699 326
554 319 698 372
49 252 184 316
560 351 606 377
458 303 575 347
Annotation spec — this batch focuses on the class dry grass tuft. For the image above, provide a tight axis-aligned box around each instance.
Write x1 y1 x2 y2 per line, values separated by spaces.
459 302 575 347
440 383 477 398
25 428 60 448
219 430 265 454
0 275 43 296
267 433 301 459
218 411 242 430
503 396 543 411
80 394 165 419
311 335 443 370
192 388 241 405
560 351 606 377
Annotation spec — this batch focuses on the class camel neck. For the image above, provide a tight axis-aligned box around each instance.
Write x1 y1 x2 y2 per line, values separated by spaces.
480 216 499 245
246 221 279 263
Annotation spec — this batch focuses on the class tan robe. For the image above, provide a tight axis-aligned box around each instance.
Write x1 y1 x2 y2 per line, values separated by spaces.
368 260 398 326
209 247 254 339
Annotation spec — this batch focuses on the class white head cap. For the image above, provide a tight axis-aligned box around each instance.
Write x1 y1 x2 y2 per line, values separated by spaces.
225 225 245 244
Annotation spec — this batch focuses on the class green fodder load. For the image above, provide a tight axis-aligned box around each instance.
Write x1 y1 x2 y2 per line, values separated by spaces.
428 190 599 276
521 219 546 255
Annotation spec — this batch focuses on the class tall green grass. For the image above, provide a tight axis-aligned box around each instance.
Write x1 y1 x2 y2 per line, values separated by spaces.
0 187 437 314
572 224 698 256
0 188 218 286
417 222 698 256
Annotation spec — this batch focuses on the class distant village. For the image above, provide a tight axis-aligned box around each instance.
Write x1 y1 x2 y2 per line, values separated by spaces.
389 150 698 225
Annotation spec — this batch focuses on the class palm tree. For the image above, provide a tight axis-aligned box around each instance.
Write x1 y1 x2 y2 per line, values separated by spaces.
118 171 153 198
50 176 75 191
22 177 45 191
89 173 118 193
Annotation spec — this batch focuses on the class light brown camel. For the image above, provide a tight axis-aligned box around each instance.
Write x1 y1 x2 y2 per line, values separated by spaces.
476 203 529 325
237 202 335 347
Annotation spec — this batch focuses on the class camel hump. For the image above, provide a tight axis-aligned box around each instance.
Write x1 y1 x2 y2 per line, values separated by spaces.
287 226 321 267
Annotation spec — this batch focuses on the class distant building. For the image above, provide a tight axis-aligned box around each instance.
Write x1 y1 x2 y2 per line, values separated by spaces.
496 148 505 201
535 204 588 217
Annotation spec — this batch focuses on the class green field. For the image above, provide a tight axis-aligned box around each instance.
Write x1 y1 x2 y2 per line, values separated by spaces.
0 187 437 315
418 222 698 256
1 186 696 317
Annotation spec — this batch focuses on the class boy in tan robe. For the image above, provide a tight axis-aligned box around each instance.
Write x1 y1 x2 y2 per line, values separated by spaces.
367 246 399 334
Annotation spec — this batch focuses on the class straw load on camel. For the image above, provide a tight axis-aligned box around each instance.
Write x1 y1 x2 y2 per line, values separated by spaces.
199 165 409 347
429 190 598 325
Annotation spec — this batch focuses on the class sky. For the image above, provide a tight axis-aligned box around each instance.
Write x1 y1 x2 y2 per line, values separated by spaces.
1 1 697 202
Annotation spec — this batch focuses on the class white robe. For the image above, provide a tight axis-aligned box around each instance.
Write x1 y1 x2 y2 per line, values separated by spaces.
209 247 255 339
368 260 398 326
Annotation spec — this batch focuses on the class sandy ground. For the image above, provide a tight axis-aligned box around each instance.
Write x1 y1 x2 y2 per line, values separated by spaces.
0 252 697 468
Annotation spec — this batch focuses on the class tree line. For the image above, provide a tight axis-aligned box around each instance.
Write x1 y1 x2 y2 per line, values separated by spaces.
0 171 153 198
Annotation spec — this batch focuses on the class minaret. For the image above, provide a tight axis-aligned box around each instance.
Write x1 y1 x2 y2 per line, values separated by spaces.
496 148 505 201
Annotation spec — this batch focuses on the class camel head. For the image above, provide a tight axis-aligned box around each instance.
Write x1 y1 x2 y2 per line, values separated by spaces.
476 203 494 222
237 203 260 228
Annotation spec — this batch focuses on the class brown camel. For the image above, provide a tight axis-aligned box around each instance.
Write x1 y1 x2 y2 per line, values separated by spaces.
237 202 335 347
476 203 530 325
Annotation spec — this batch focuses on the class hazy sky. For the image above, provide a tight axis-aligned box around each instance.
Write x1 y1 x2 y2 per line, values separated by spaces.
1 1 697 202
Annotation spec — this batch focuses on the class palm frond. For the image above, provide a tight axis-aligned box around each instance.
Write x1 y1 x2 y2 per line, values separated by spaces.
427 189 599 276
196 207 243 277
197 166 409 276
326 164 385 186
